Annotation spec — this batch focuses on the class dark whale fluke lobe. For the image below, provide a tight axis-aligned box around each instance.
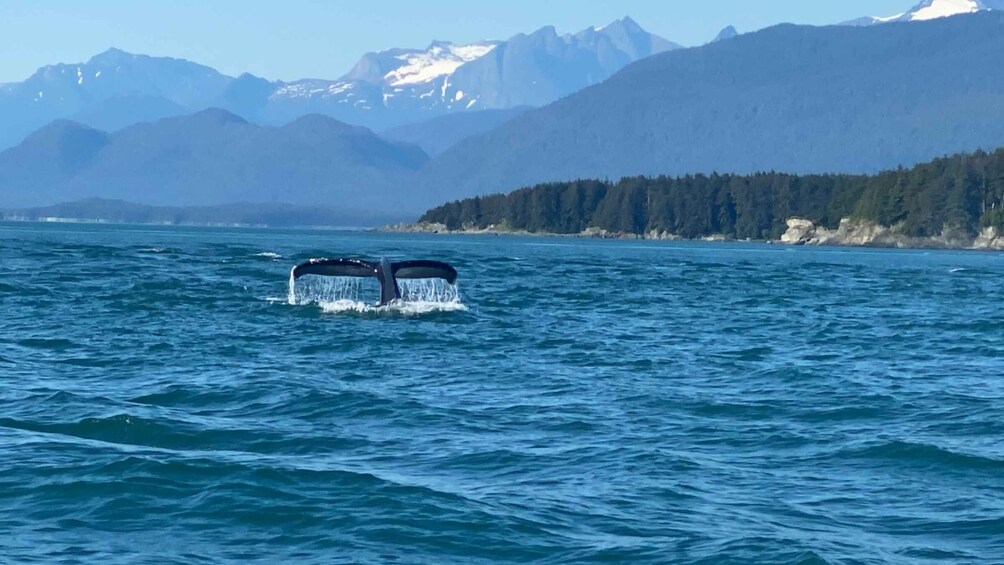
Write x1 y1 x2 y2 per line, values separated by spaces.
292 258 379 279
391 260 458 284
291 257 457 306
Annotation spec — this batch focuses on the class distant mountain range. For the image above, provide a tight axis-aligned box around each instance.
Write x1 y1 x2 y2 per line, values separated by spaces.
4 9 1004 222
0 109 429 211
0 17 676 150
413 12 1004 207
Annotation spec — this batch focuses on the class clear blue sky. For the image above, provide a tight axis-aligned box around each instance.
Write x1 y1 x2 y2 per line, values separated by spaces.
1 0 915 83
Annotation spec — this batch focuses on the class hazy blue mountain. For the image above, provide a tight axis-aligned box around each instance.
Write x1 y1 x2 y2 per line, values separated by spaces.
381 107 531 156
256 17 678 129
0 109 429 211
414 12 1004 208
712 26 739 42
844 0 1004 25
69 94 187 132
442 17 679 109
0 48 232 149
0 120 110 205
0 17 677 148
214 73 274 122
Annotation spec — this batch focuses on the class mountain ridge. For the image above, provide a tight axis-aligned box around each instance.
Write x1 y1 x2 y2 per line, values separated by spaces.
6 10 1004 217
0 109 430 211
0 17 676 149
411 12 1004 208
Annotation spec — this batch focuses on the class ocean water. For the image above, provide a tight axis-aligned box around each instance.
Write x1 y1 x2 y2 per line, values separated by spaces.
2 222 1003 564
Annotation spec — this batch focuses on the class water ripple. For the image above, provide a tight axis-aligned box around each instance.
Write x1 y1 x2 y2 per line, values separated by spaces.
2 224 1003 563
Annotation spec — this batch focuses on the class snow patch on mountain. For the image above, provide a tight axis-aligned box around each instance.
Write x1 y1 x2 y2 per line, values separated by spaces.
851 0 989 25
911 0 981 19
874 12 908 22
384 43 496 87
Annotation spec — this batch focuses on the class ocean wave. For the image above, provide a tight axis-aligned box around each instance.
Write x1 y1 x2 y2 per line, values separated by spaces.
16 337 78 351
7 224 1004 564
842 440 1003 471
0 413 313 455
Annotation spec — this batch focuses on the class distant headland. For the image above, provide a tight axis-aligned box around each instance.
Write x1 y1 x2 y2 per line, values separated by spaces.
403 148 1004 251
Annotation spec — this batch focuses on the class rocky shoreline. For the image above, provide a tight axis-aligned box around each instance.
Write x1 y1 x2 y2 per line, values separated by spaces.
382 219 1004 251
780 218 1004 250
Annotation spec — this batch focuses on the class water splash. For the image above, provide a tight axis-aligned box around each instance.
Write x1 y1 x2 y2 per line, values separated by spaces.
287 274 464 314
319 299 467 315
288 274 369 305
399 278 462 304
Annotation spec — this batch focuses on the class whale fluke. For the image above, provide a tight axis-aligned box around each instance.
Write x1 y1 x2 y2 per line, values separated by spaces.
392 260 458 284
290 257 457 305
291 258 377 279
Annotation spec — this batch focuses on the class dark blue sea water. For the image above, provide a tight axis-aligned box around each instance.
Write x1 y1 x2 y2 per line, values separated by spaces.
2 222 1003 564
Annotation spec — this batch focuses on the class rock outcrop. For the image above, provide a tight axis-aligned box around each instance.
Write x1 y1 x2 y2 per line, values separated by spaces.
382 222 449 233
781 218 1004 250
779 218 816 244
972 227 1004 249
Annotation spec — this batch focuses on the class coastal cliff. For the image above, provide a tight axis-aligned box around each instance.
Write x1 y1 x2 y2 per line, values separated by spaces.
780 218 1004 250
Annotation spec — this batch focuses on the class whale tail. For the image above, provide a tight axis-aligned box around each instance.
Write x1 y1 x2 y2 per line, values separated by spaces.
291 258 379 279
291 257 457 305
389 260 458 284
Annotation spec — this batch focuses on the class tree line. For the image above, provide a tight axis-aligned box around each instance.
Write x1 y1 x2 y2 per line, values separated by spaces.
419 148 1004 239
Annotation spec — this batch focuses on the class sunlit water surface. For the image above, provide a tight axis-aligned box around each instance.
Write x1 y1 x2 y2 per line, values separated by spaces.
2 223 1003 564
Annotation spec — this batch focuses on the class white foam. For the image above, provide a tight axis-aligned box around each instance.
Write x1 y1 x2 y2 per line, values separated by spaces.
319 299 467 315
288 274 464 314
256 252 283 259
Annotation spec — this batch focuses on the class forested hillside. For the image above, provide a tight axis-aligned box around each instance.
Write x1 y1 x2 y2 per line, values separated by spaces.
420 149 1004 239
416 13 1004 206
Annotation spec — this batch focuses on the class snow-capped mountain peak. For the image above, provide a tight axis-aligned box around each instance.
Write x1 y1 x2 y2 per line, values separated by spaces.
267 16 677 120
901 0 982 21
0 17 680 146
383 42 497 87
339 41 499 88
848 0 999 25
